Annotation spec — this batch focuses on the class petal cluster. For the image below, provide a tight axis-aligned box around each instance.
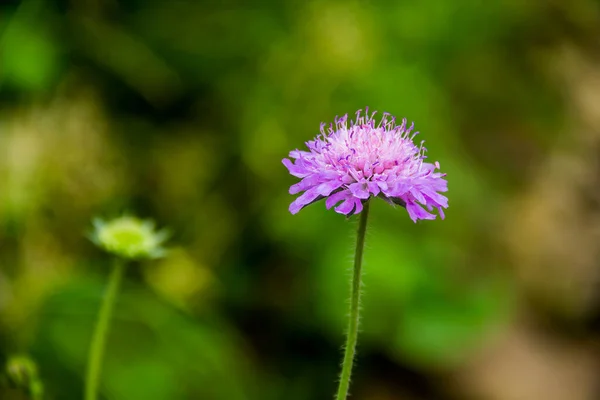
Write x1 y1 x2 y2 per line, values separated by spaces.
282 108 448 222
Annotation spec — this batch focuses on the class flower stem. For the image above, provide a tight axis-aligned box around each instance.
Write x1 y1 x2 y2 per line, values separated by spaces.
85 258 125 400
336 201 370 400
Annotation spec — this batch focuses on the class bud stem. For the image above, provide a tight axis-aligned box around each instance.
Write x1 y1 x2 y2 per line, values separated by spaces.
85 258 126 400
335 201 369 400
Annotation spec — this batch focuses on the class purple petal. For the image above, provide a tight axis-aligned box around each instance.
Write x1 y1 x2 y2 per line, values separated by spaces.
433 177 448 193
376 181 388 191
387 181 410 197
342 174 355 184
335 197 361 215
348 182 370 199
352 198 364 214
289 174 324 194
289 188 322 214
282 159 310 178
290 170 342 194
288 150 311 159
418 174 447 192
367 181 381 196
409 187 426 204
406 202 435 223
316 180 344 196
423 190 448 208
326 190 352 209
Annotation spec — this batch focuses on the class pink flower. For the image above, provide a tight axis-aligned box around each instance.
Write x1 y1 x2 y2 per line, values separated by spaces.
283 108 448 222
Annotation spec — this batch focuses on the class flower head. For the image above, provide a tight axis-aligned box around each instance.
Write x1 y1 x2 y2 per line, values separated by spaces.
282 108 448 222
90 215 168 259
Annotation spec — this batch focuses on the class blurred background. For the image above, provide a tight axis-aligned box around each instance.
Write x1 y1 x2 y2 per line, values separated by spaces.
1 0 600 399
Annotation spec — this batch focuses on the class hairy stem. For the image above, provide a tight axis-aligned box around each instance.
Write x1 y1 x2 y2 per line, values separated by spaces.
85 258 125 400
335 201 370 400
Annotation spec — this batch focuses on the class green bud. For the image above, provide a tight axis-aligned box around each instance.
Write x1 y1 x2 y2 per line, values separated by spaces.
90 216 169 260
5 355 44 398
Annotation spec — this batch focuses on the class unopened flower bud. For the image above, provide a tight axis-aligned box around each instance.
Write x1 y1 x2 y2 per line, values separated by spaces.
90 216 168 259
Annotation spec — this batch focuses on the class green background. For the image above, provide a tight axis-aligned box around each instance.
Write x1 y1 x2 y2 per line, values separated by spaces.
1 1 599 399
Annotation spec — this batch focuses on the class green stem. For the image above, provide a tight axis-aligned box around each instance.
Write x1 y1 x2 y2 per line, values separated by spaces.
85 258 125 400
335 201 370 400
31 381 43 400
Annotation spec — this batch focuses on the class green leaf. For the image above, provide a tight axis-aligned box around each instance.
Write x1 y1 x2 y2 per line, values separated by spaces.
1 19 60 91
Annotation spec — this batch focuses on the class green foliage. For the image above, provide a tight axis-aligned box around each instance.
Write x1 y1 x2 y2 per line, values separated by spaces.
311 209 512 368
34 279 255 400
0 1 61 92
0 0 581 398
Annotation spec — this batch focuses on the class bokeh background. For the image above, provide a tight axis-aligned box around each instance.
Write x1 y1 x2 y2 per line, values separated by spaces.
1 0 600 399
